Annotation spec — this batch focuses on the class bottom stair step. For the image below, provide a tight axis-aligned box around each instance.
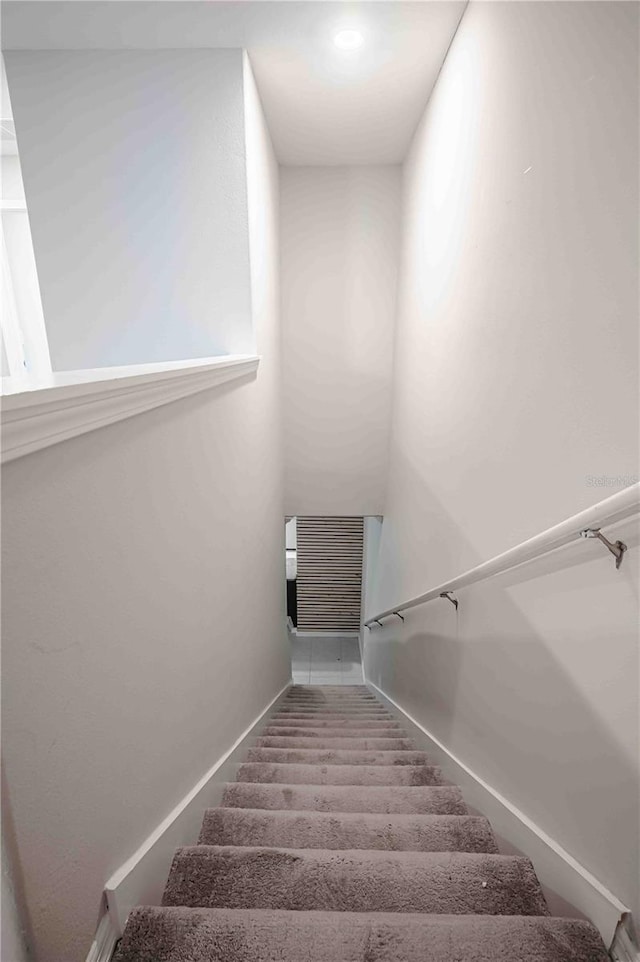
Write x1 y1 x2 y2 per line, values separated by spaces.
115 907 610 962
163 846 550 915
221 782 468 814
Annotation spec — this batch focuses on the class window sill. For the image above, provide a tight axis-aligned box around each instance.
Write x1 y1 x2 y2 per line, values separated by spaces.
1 353 260 463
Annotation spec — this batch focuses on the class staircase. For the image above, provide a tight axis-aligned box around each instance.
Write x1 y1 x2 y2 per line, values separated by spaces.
114 686 610 961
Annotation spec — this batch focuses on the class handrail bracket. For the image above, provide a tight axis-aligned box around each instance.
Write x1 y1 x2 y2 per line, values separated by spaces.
580 528 628 570
439 591 459 611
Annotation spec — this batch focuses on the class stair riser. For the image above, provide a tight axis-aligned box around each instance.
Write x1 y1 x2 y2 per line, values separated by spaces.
220 783 468 815
198 810 498 853
163 847 550 916
235 764 444 786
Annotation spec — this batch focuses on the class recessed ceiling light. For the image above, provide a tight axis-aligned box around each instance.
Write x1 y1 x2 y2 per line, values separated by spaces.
333 29 364 51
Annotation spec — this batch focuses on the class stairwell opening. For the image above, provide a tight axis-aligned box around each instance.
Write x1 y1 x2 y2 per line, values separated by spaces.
285 516 365 686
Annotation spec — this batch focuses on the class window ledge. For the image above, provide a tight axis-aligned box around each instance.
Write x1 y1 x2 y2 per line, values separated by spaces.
1 353 260 463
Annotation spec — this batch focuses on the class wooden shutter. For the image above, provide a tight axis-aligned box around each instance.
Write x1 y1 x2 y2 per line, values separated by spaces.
296 517 364 631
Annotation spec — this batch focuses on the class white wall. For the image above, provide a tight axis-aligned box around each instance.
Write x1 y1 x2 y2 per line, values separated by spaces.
0 57 289 962
281 166 400 516
4 50 253 371
2 820 32 962
365 0 639 925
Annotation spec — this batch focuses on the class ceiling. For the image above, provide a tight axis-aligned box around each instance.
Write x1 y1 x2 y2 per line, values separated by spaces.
1 1 467 165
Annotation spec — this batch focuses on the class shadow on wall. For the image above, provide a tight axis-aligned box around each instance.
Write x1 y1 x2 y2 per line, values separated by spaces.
364 464 639 918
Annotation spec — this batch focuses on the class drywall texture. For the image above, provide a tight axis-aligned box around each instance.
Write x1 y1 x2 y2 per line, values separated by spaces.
2 818 32 962
4 50 253 370
281 166 400 516
365 0 639 923
0 60 289 962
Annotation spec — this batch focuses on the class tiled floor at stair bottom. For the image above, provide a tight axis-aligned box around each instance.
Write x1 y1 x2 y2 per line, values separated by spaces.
290 635 363 685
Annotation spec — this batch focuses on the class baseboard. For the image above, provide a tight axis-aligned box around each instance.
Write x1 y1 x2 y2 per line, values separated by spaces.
367 680 629 948
103 681 291 937
85 899 120 962
610 918 640 962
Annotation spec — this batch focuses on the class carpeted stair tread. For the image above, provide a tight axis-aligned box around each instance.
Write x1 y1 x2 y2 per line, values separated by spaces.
274 707 392 715
284 689 378 694
287 685 373 695
282 704 381 710
281 703 380 710
255 735 417 750
114 907 610 962
285 692 373 699
115 685 609 962
265 718 403 729
274 701 392 715
198 808 497 852
163 846 550 916
221 782 467 814
282 701 379 708
277 698 388 705
246 747 430 766
235 762 445 785
261 725 407 737
284 689 375 696
288 684 371 694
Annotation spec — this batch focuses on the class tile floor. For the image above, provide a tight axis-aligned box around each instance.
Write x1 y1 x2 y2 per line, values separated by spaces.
290 634 363 685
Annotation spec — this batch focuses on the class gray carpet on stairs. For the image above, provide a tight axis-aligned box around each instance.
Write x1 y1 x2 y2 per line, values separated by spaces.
162 846 550 914
235 761 445 785
245 746 431 765
114 685 610 962
254 735 418 750
198 808 498 851
273 705 393 712
116 908 609 962
260 724 407 735
220 781 468 813
264 717 403 728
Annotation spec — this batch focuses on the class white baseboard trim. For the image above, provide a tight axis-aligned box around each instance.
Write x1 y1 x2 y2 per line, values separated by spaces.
610 918 640 962
85 900 120 962
103 681 290 937
367 680 629 949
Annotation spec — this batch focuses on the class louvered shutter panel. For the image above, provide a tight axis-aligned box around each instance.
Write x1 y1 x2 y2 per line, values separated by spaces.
296 517 364 631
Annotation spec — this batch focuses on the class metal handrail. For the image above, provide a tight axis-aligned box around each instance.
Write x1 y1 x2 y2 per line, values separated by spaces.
365 482 639 627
